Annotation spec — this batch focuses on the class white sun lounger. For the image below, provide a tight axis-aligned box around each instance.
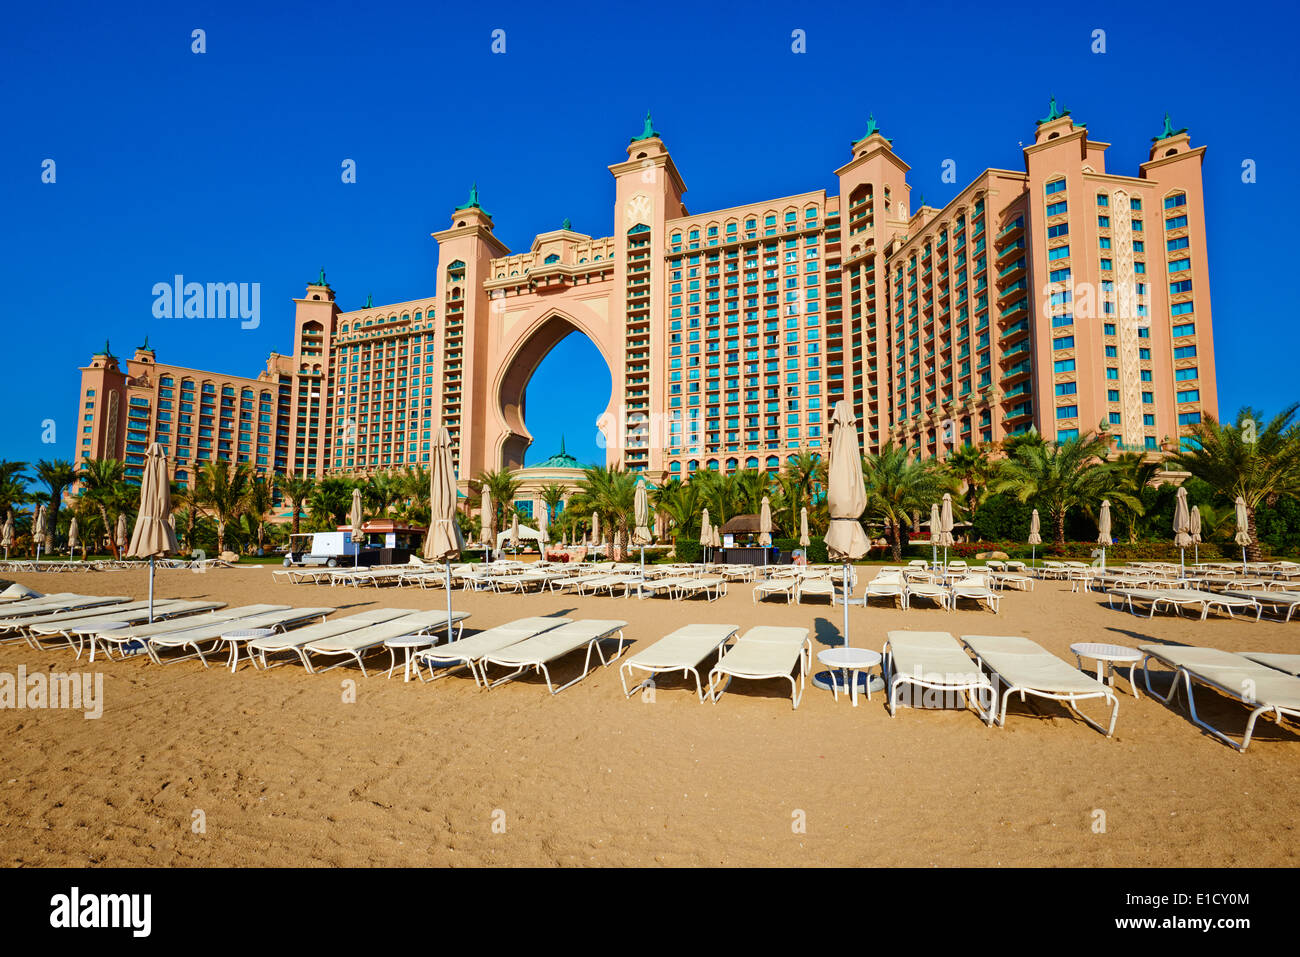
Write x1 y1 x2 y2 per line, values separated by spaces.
245 608 416 669
905 582 951 611
864 572 907 609
962 634 1118 736
1241 652 1300 677
414 616 573 687
84 604 288 661
298 610 470 676
1112 587 1259 621
145 606 335 666
478 619 628 693
0 595 131 633
883 630 993 723
1221 590 1300 623
1139 644 1300 751
25 600 226 657
675 576 727 601
950 577 1001 613
752 578 798 603
707 625 811 709
620 623 738 700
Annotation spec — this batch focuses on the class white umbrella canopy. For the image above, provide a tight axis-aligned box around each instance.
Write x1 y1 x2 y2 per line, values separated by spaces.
1097 499 1111 571
633 478 652 546
1189 505 1202 543
349 487 364 567
1028 509 1042 545
699 508 711 547
115 511 128 551
67 516 79 552
712 525 721 549
824 400 869 562
758 496 773 548
1174 486 1193 577
423 425 463 644
799 507 810 548
127 443 180 623
32 504 46 557
538 501 551 546
929 504 941 546
510 514 520 552
591 511 600 549
939 493 955 548
1234 495 1251 567
1 511 13 550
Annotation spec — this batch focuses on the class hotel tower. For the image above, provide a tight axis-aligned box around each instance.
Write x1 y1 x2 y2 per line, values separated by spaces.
76 103 1216 488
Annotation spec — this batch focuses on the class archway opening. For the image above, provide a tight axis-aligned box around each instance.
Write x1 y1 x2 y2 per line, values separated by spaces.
498 315 612 470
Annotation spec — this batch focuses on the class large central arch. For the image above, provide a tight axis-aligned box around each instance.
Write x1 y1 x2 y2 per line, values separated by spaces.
492 305 617 471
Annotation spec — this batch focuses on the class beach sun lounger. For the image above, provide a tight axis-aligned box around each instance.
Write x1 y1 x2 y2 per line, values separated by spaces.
951 577 1001 613
883 630 993 723
0 595 132 634
619 624 738 700
1139 644 1300 751
25 600 226 658
414 616 573 687
962 634 1118 736
81 604 288 662
1111 587 1259 620
864 571 907 609
298 610 470 675
145 606 336 666
1241 652 1300 677
245 608 416 669
478 619 628 693
1220 589 1300 622
707 625 811 709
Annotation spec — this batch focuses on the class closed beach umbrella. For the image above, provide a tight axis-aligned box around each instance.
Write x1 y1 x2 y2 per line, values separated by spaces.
759 495 773 568
1 511 12 559
1234 495 1251 569
424 425 463 644
1097 499 1111 571
127 443 180 622
32 504 46 560
799 507 810 549
511 514 519 553
115 511 128 558
67 516 79 554
712 524 721 552
699 508 711 564
538 499 550 547
480 489 493 561
1173 486 1193 578
633 477 651 578
349 487 364 568
929 503 941 566
1028 509 1041 568
940 492 955 558
1190 505 1202 565
825 400 869 669
591 510 600 556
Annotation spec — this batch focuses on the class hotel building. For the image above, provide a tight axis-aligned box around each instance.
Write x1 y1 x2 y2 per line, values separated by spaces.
75 103 1216 488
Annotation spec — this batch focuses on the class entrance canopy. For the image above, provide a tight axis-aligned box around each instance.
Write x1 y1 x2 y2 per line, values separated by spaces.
496 525 543 549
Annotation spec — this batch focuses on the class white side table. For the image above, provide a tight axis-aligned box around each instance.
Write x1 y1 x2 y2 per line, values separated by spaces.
220 628 275 673
386 635 436 682
74 621 129 662
1071 642 1143 699
816 647 884 706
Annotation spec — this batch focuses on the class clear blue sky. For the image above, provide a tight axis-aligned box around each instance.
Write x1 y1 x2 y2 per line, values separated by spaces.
2 0 1296 473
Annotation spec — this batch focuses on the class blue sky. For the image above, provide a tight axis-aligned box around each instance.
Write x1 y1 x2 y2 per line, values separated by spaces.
2 0 1296 472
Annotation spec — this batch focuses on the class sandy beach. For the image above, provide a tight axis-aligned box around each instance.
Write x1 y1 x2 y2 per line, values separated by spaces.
1 564 1296 868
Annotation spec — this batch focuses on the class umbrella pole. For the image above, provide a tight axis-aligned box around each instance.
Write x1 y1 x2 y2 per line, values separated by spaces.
445 565 453 645
1194 543 1198 565
148 556 155 624
842 562 851 653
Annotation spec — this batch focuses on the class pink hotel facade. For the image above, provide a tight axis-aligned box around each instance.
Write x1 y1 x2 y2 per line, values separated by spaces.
76 105 1216 488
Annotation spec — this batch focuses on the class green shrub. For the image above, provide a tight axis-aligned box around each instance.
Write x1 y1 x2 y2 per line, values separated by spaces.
674 538 702 563
774 536 828 564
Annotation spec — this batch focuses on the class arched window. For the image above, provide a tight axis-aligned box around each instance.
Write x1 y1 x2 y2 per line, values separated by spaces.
544 253 560 264
745 456 758 469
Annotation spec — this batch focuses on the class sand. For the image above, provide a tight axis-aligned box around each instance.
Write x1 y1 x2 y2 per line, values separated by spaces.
0 564 1296 867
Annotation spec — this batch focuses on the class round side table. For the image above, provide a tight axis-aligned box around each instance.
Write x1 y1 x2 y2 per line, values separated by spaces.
815 647 884 706
1070 642 1143 699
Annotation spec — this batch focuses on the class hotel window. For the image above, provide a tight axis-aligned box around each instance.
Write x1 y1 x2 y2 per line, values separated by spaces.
1053 336 1075 350
1098 215 1110 228
1105 346 1117 358
1096 194 1109 206
1177 389 1201 403
1046 201 1068 216
1106 368 1119 380
1056 405 1078 419
1100 258 1113 270
1169 258 1191 272
1048 245 1070 261
1107 389 1120 402
1053 358 1075 373
1054 382 1077 396
1140 370 1153 382
1045 179 1066 195
1057 428 1080 441
1168 236 1190 252
1174 344 1197 359
1139 348 1152 360
1175 367 1199 381
1171 302 1195 317
1166 215 1189 229
1143 414 1156 426
1179 412 1202 425
1109 412 1122 425
1103 323 1116 335
1173 322 1196 337
1164 193 1187 210
1143 391 1154 404
1047 223 1069 239
1099 237 1111 249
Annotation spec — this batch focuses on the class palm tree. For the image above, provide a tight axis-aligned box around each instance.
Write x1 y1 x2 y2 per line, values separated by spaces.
192 460 251 555
572 465 638 557
77 458 127 557
307 476 354 531
1108 452 1160 543
34 459 75 550
477 468 523 536
244 476 276 555
364 471 403 518
0 461 29 518
944 443 998 514
538 482 567 529
993 432 1136 548
277 474 316 536
652 477 700 543
861 445 949 561
1172 405 1300 562
397 466 431 525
